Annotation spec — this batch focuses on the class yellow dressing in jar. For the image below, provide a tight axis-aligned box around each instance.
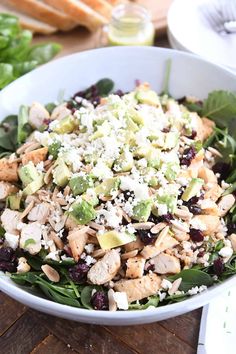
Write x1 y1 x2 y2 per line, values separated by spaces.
108 3 155 46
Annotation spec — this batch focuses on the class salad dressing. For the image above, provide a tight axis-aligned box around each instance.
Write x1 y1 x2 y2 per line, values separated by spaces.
108 3 155 46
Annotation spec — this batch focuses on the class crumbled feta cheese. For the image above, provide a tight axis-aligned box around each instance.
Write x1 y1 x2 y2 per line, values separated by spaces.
4 233 19 250
188 285 207 295
84 243 94 254
161 279 173 290
219 246 233 258
113 292 129 310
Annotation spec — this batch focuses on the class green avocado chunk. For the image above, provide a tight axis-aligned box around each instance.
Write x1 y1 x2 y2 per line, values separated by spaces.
7 193 22 210
182 178 204 202
52 115 77 134
136 90 159 106
95 177 120 197
69 175 94 196
23 175 44 196
53 159 71 187
132 199 153 222
69 200 96 225
98 230 136 250
19 161 40 186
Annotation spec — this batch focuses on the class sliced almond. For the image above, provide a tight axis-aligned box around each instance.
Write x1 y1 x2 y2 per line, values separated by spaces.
132 222 154 230
168 278 182 295
88 221 105 231
121 250 138 260
41 264 60 282
20 200 35 220
92 248 106 258
150 222 167 234
170 220 190 233
49 231 64 250
24 142 41 153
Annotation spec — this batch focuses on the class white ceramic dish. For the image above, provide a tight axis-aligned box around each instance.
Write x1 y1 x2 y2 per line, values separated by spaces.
167 0 236 72
0 46 236 325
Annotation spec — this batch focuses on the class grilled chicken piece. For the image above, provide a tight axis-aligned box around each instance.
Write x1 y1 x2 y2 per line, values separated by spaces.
200 199 219 216
0 182 18 200
0 159 18 182
1 209 21 234
28 102 50 129
114 273 161 303
87 249 121 285
195 115 215 141
126 256 145 279
204 184 223 202
51 103 71 121
198 166 217 185
22 147 48 165
191 215 221 235
148 253 181 275
20 222 42 254
217 194 235 217
27 202 50 223
141 227 179 259
124 237 144 252
67 227 89 261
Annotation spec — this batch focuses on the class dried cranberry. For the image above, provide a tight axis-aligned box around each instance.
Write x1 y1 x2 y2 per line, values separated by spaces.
198 251 205 258
146 263 155 272
69 260 90 284
213 258 224 276
0 261 17 272
180 146 196 166
0 247 15 262
188 204 202 215
187 130 197 139
137 229 157 245
148 214 160 224
189 228 204 242
227 223 236 234
123 190 135 201
91 291 108 310
159 213 174 223
114 89 124 97
212 162 231 182
162 127 170 133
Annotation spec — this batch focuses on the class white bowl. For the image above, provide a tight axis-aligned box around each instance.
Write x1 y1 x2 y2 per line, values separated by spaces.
0 46 236 325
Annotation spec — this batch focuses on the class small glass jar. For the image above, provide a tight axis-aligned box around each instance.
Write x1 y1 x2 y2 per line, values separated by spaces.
108 3 155 46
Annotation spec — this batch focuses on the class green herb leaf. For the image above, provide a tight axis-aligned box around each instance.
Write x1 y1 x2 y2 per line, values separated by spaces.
28 43 61 65
17 105 31 144
80 285 102 309
0 63 14 88
24 238 36 248
129 296 159 310
96 78 114 96
169 269 214 292
202 91 236 137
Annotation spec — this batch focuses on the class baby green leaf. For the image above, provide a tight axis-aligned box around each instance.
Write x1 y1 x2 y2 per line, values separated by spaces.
28 43 61 65
169 269 214 292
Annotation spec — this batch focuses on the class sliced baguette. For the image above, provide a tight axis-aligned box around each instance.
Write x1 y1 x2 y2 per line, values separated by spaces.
43 0 108 30
0 3 57 34
4 0 78 31
80 0 113 19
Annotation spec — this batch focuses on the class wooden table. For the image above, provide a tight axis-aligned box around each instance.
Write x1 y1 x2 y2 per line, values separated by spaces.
0 31 202 353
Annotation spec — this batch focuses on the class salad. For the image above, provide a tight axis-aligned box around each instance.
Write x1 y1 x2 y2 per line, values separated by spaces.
0 77 236 311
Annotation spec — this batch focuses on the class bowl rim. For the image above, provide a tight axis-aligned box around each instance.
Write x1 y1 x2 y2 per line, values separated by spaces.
0 45 236 321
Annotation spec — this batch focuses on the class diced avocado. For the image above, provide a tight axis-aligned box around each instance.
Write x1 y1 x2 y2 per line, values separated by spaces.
69 175 94 196
132 200 153 222
81 189 99 207
182 178 204 202
128 108 145 125
52 115 77 134
150 132 165 148
89 121 111 141
153 194 178 215
19 162 40 186
133 145 150 158
23 175 44 196
136 90 159 106
164 162 180 182
164 132 179 149
114 149 134 172
7 193 22 210
48 141 61 159
141 167 158 187
53 159 71 187
146 148 161 169
69 200 96 225
95 177 120 197
98 230 136 250
125 117 139 132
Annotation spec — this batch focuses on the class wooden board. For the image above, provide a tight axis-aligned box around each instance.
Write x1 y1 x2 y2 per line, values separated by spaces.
33 0 173 58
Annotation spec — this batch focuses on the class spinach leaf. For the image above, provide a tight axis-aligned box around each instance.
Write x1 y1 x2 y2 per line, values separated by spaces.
0 225 5 239
0 14 20 37
0 63 14 88
0 114 18 151
17 105 31 144
13 60 38 77
11 272 40 285
202 91 236 138
80 285 102 309
38 281 81 307
28 43 61 65
0 30 32 62
169 269 214 292
129 296 159 310
161 58 172 95
96 78 114 96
